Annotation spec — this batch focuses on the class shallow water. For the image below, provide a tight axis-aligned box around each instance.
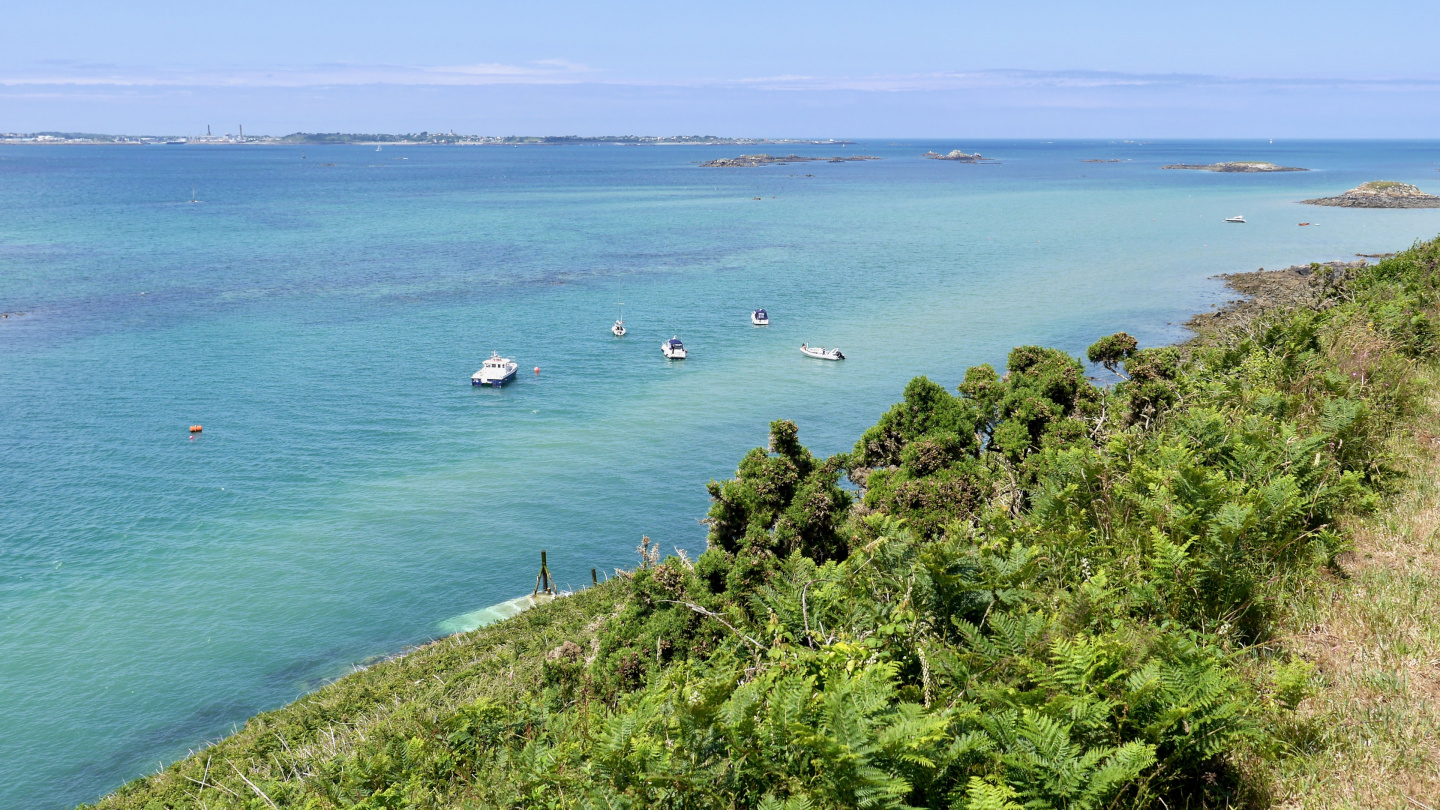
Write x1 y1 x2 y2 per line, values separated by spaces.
2 140 1438 808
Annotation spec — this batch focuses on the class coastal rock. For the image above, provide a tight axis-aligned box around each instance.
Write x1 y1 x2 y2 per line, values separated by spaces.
922 150 993 162
1302 181 1440 208
1184 260 1367 335
699 153 879 167
1161 161 1308 172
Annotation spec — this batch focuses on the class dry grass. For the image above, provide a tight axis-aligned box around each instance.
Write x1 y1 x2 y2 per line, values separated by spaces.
1270 378 1440 809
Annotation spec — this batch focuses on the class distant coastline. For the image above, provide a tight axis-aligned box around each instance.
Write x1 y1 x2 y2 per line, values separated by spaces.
0 131 857 147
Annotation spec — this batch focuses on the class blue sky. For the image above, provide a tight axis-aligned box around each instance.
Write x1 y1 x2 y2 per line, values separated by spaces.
3 0 1439 136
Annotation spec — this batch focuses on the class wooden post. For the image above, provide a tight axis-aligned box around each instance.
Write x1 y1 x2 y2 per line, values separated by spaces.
533 550 555 596
591 568 598 587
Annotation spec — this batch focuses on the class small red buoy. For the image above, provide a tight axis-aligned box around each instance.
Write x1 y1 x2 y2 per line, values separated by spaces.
534 367 540 374
189 425 203 433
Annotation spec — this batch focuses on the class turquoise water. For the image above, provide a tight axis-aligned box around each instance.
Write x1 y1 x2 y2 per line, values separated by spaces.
3 140 1438 808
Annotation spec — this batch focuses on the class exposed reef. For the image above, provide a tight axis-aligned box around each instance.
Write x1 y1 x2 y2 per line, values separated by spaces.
1161 161 1308 172
1185 260 1368 335
921 150 994 162
699 153 879 167
1302 181 1440 208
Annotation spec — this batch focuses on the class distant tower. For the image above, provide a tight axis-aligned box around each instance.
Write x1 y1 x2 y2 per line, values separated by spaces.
238 124 243 141
207 124 211 136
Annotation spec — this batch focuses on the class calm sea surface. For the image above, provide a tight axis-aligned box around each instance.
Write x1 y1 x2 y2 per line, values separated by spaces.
3 140 1438 807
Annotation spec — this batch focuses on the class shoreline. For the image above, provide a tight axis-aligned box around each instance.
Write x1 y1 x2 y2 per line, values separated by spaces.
1183 258 1369 337
78 240 1420 808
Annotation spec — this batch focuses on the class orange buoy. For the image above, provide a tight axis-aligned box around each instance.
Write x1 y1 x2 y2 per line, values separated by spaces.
189 425 203 433
534 366 540 374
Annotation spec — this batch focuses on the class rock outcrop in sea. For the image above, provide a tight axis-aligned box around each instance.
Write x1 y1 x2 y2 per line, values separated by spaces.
699 154 879 167
1161 161 1308 172
1185 260 1368 335
1302 181 1440 208
922 150 992 162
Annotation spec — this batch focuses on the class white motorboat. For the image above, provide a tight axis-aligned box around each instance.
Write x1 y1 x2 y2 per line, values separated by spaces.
1225 215 1246 223
800 343 845 361
662 336 687 359
751 308 769 325
471 352 519 386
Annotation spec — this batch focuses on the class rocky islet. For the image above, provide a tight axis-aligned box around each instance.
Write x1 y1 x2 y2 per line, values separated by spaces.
1302 180 1440 208
921 149 994 162
699 153 880 167
1161 161 1308 172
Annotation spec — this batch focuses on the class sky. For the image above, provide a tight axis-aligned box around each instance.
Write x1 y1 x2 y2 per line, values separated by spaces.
3 0 1439 137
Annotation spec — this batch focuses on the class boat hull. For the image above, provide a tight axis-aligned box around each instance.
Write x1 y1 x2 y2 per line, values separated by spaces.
471 367 519 386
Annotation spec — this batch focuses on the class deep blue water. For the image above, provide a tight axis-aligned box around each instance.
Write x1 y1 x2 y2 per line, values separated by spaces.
2 140 1438 808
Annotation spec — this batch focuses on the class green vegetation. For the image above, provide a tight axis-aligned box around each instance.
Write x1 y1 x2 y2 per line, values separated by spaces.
92 236 1440 809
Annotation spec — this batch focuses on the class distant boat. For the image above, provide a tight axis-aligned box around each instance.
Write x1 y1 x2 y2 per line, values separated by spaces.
662 336 687 359
376 145 382 152
188 186 201 204
800 343 844 361
612 282 626 336
1225 215 1246 223
471 352 519 386
751 308 769 326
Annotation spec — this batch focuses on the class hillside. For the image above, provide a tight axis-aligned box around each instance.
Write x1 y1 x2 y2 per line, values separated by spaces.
91 236 1440 809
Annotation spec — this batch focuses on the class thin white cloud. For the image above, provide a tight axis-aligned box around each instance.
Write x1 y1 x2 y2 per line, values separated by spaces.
0 63 1436 92
710 69 1440 93
0 60 597 88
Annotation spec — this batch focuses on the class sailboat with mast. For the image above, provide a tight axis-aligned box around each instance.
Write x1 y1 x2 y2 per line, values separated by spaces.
188 186 201 204
611 281 627 336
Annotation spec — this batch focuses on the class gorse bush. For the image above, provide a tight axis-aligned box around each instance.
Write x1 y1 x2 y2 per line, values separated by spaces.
91 237 1440 809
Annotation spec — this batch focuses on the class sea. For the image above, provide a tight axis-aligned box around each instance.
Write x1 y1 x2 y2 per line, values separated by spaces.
2 140 1438 808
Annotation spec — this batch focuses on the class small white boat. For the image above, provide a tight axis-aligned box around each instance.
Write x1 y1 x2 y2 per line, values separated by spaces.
662 336 687 359
376 145 382 152
612 283 626 336
1225 215 1246 223
471 352 519 386
800 343 844 361
751 308 769 326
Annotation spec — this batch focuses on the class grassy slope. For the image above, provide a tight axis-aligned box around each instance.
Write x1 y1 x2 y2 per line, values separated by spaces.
90 584 623 809
1270 372 1440 808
